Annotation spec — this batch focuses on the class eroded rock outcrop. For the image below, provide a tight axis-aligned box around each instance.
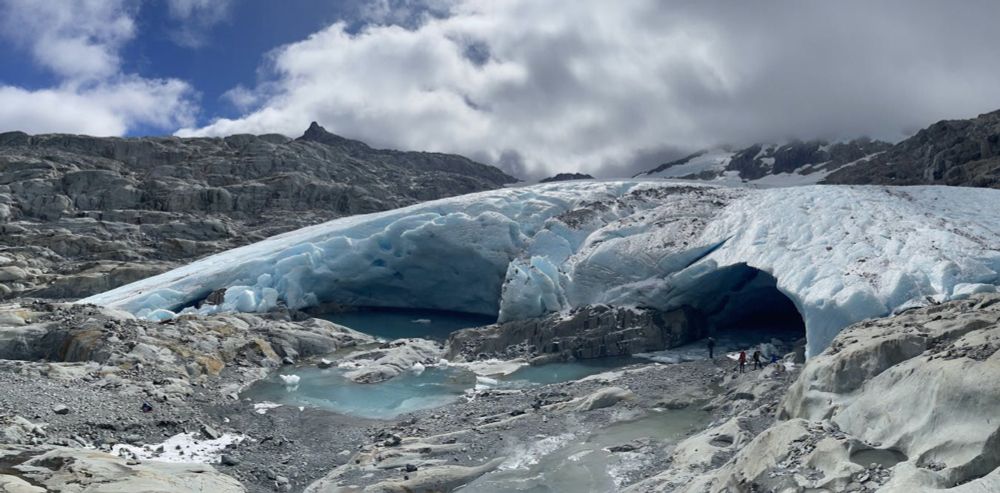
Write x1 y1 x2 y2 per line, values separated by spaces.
632 293 1000 492
0 444 245 492
0 302 374 403
445 304 705 362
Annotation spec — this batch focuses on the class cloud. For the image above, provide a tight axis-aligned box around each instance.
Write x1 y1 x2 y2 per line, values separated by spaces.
0 0 197 136
164 0 233 48
180 0 1000 178
359 0 454 28
0 78 196 136
0 0 136 80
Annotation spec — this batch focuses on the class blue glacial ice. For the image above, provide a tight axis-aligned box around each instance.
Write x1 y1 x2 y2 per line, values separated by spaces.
80 181 1000 357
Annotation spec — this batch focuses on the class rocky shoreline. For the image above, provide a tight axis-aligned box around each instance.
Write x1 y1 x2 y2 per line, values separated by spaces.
1 293 998 492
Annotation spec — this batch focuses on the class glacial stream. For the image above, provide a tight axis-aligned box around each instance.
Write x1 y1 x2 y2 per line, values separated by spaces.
459 408 711 491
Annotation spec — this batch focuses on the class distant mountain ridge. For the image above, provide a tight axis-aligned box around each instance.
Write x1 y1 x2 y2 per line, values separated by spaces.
539 172 594 183
634 139 892 186
636 108 1000 188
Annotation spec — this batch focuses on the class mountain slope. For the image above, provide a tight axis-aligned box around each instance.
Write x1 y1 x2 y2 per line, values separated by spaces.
0 123 517 299
823 109 1000 187
635 109 1000 189
634 139 891 185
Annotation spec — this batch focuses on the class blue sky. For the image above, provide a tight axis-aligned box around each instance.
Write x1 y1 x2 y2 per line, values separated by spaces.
120 1 366 130
2 0 1000 178
0 0 370 135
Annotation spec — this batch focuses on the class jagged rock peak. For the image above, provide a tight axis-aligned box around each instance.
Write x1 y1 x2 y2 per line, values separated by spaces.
297 121 370 150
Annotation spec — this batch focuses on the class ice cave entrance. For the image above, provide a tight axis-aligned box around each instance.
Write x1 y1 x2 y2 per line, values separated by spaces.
318 307 496 341
641 264 807 363
706 264 806 358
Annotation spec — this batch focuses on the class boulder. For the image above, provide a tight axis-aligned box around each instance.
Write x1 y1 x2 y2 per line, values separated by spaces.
341 338 443 384
549 386 635 412
0 266 27 282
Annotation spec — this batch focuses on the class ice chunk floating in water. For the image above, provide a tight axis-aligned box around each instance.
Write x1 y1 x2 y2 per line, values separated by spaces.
279 374 300 391
81 182 1000 357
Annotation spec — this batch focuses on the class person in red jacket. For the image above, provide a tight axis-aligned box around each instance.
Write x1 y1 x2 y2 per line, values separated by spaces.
738 350 747 373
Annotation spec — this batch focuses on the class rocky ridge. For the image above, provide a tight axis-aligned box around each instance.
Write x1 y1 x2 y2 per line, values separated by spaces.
539 172 595 183
825 109 1000 187
0 123 517 300
636 108 1000 189
634 139 891 183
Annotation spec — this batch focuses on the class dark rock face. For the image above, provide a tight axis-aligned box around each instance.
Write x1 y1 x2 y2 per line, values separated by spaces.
636 139 891 182
726 139 890 181
824 109 1000 188
445 304 706 362
539 172 595 183
0 124 517 299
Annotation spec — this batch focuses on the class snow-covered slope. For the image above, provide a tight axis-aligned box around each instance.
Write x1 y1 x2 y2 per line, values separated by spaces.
80 181 1000 357
635 140 890 187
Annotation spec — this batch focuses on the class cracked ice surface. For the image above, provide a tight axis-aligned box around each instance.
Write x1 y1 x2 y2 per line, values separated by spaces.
80 181 1000 356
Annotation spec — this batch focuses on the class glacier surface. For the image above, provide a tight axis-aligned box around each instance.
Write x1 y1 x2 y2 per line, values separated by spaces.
80 181 1000 357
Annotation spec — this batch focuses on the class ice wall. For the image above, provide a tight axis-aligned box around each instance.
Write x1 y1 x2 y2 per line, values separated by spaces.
81 181 1000 357
80 181 656 318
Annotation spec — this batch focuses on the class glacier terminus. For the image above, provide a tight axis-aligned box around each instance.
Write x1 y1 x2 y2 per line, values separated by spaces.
81 180 1000 358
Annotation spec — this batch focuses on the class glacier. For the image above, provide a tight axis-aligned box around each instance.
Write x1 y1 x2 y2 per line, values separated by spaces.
80 181 1000 357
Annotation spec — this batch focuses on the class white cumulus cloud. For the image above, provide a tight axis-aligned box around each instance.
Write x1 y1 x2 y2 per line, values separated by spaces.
0 0 136 80
0 0 197 135
180 0 1000 178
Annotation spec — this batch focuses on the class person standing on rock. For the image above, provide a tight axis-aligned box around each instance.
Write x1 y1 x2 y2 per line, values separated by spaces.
707 337 716 359
738 350 747 373
752 350 763 370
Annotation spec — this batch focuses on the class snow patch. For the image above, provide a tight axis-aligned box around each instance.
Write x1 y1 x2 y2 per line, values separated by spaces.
112 432 244 463
253 401 282 414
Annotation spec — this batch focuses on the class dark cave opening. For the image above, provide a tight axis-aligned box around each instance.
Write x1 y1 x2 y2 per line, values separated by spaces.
685 263 807 357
